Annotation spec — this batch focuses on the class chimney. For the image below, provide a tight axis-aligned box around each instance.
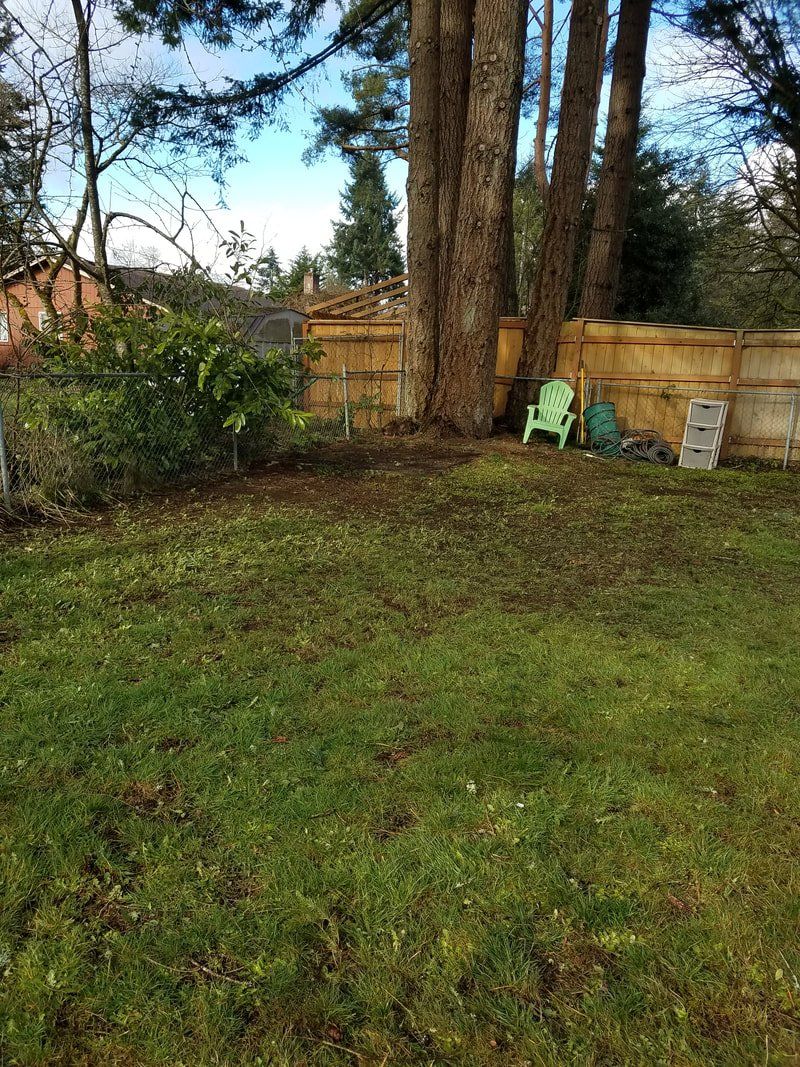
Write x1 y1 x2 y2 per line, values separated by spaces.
303 270 320 295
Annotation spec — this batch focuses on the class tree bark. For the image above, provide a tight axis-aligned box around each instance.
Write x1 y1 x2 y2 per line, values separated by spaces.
438 0 474 300
427 0 527 436
533 0 553 203
507 0 605 429
502 27 526 316
586 0 610 183
403 0 441 419
580 0 652 319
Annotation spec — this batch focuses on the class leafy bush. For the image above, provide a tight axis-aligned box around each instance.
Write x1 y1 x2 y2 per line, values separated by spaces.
12 302 319 504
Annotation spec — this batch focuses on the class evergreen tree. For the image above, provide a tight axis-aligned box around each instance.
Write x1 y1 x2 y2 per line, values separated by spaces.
0 19 38 272
570 137 713 323
512 157 545 315
306 2 409 163
253 246 284 299
269 246 324 302
327 155 404 286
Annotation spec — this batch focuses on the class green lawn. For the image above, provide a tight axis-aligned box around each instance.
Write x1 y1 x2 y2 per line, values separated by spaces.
1 439 799 1065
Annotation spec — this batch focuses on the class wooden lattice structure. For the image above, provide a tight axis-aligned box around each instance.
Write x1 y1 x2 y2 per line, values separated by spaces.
307 274 408 320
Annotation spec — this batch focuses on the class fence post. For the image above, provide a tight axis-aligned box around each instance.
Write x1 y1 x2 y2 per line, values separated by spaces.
232 428 239 472
0 399 12 514
719 328 743 461
396 324 404 417
783 395 797 471
571 318 586 383
342 364 351 440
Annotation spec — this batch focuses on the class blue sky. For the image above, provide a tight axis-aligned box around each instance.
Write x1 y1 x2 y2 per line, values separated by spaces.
9 0 693 276
163 5 685 274
109 5 413 273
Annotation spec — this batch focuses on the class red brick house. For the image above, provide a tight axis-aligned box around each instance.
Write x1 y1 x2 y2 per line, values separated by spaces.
0 259 307 367
0 259 96 366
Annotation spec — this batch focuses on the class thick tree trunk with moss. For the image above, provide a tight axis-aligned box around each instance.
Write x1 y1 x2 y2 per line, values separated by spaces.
580 0 652 319
427 0 527 436
502 36 526 316
403 0 441 419
507 0 605 429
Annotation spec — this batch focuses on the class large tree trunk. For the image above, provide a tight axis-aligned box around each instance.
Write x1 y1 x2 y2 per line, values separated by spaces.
502 31 526 316
586 0 610 183
438 0 474 298
427 0 527 436
507 0 605 429
533 0 553 203
403 0 441 419
580 0 652 319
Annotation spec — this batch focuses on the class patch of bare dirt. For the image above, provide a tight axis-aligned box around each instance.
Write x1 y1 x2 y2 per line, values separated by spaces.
119 777 186 819
155 736 197 754
373 725 456 769
372 808 417 841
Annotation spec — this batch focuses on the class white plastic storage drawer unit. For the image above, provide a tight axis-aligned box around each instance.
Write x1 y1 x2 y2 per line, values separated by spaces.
679 398 728 470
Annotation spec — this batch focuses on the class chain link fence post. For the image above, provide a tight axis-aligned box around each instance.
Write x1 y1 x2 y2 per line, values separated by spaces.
0 397 12 514
396 326 404 418
784 395 797 470
342 365 350 440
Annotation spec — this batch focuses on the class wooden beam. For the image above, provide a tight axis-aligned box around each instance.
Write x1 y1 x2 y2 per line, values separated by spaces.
729 435 790 448
580 317 738 334
311 283 408 320
306 318 405 328
588 371 732 383
307 273 409 315
347 293 409 318
737 377 800 388
581 336 735 349
570 317 585 377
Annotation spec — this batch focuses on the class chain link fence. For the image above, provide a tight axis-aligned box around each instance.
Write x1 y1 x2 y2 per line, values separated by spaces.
3 365 795 516
593 380 799 468
0 370 386 516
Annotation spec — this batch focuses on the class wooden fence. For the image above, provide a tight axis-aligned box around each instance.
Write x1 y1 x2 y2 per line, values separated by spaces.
303 315 800 464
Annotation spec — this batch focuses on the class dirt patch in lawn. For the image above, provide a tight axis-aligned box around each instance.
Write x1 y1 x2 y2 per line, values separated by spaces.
98 436 486 528
6 432 799 552
119 778 186 819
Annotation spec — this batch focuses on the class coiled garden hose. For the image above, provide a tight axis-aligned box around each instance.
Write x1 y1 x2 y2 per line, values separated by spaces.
591 428 675 466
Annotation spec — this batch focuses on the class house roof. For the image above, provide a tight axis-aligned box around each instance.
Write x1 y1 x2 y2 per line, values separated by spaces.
2 259 306 320
112 266 306 319
2 255 56 282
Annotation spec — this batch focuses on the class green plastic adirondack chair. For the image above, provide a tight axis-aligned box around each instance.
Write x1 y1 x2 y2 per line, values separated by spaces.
522 380 576 449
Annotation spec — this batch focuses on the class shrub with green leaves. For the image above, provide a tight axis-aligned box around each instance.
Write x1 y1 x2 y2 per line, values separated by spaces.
13 302 317 504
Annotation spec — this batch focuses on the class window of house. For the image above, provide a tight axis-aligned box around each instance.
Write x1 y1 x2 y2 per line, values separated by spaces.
0 313 8 343
38 310 51 332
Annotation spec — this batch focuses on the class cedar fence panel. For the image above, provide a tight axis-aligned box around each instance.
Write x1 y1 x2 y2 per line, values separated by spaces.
304 315 800 462
303 319 403 429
